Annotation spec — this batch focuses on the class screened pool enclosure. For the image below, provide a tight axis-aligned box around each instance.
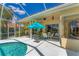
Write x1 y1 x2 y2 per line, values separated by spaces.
0 3 63 39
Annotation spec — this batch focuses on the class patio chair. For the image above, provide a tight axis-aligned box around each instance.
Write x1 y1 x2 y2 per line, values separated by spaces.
42 32 48 40
50 33 54 39
47 32 51 39
55 32 59 37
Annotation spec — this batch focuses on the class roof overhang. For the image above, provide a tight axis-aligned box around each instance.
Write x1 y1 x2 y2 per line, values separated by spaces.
18 3 79 22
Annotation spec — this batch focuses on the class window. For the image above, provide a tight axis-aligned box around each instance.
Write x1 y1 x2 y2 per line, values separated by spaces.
46 24 58 33
1 20 15 39
69 20 79 39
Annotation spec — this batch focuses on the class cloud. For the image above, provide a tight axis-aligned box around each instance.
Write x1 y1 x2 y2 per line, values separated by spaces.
13 8 25 15
9 5 17 10
9 5 25 15
22 3 26 6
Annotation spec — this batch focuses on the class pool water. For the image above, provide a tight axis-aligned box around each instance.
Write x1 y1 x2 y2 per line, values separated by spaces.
0 42 27 56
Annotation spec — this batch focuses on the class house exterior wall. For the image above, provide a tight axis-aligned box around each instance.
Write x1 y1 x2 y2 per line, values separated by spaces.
39 6 79 51
21 4 79 51
60 6 79 51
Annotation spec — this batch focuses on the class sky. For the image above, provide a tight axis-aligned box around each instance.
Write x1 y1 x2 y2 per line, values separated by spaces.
4 3 63 20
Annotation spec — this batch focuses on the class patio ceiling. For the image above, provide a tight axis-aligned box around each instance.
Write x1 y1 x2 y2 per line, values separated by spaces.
1 3 64 21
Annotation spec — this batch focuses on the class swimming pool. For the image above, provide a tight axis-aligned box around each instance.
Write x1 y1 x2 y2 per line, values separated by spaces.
0 41 27 56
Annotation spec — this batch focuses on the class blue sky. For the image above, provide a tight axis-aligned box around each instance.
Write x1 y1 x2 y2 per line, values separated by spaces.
5 3 63 20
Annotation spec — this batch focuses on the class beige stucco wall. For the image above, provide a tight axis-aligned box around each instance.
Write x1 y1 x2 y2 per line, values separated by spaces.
61 38 79 51
42 14 60 25
60 6 79 51
61 18 79 51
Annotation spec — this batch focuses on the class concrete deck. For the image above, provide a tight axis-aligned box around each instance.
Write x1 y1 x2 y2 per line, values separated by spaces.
10 36 79 56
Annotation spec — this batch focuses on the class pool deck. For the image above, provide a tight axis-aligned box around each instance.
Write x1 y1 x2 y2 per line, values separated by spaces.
1 36 79 56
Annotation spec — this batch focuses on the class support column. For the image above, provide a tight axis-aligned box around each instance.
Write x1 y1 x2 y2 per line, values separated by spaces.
30 22 32 39
14 22 16 37
19 24 21 37
0 4 4 40
30 29 32 39
0 19 1 39
59 16 64 38
7 22 9 38
64 21 69 38
59 16 67 48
